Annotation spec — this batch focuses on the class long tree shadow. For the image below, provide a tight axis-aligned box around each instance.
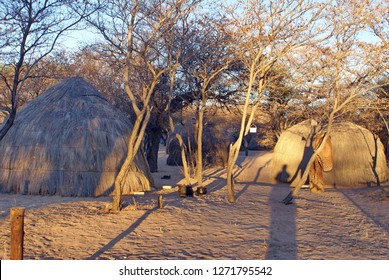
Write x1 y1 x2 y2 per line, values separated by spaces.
202 151 273 198
234 181 278 201
335 186 389 234
87 208 155 260
358 128 381 186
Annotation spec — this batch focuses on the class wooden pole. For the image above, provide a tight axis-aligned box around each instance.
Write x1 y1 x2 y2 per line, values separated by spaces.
158 195 163 209
10 208 25 260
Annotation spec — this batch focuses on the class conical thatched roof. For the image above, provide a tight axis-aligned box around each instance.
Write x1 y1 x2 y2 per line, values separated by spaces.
0 77 153 196
271 120 389 187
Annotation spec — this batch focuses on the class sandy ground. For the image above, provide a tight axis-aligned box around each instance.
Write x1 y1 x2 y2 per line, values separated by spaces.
1 149 389 260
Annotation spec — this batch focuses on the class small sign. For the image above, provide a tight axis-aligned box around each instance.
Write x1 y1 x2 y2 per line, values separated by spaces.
249 124 257 133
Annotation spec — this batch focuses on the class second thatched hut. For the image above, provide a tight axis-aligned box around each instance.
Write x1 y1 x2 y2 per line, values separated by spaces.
0 77 154 196
166 123 232 168
270 120 388 187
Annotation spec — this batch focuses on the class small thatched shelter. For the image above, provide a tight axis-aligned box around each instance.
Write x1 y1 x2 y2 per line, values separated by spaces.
0 77 153 196
166 124 194 166
271 120 389 187
166 123 231 168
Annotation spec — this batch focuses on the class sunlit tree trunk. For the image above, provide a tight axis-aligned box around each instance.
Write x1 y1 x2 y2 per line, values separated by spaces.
195 102 205 189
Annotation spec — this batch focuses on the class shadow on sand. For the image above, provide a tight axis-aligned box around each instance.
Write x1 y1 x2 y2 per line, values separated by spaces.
266 184 297 259
87 208 155 260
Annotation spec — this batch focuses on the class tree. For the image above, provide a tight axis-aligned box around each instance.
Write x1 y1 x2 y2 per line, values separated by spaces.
89 0 200 211
0 0 98 140
259 65 308 141
282 0 389 203
177 15 233 191
224 0 329 202
163 11 197 185
373 82 389 158
368 0 389 158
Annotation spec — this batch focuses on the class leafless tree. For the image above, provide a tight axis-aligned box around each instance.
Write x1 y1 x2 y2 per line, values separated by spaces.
88 0 200 211
175 15 233 190
283 0 389 203
0 0 98 140
223 0 329 202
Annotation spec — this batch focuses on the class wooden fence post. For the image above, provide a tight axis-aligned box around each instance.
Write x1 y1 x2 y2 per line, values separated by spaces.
10 208 25 260
158 195 163 209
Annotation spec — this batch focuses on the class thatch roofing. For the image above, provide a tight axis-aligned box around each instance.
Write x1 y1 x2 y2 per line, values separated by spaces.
271 120 389 187
0 77 153 196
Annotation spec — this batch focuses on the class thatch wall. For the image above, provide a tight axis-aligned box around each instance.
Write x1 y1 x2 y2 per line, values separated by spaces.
166 124 194 166
0 77 153 196
166 123 231 168
247 133 267 150
271 120 389 187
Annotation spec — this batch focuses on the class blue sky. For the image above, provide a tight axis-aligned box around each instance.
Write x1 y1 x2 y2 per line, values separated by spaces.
61 29 102 50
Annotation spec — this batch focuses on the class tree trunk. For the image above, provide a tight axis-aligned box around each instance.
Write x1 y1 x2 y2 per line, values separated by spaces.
196 107 205 188
146 127 162 173
226 142 240 203
168 115 192 185
179 137 192 186
112 153 135 212
112 107 151 211
226 104 259 202
0 110 16 141
226 156 235 203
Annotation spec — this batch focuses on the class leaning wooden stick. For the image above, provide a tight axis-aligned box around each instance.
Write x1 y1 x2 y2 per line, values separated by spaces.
283 131 331 205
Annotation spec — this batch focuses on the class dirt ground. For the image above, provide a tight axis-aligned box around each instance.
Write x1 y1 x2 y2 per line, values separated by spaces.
1 149 389 260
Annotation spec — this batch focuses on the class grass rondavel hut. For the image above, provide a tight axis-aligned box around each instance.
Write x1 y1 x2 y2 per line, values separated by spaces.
270 120 389 188
0 77 154 196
